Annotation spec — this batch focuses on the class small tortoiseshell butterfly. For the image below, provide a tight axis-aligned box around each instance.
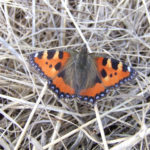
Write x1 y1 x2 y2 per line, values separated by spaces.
30 47 137 103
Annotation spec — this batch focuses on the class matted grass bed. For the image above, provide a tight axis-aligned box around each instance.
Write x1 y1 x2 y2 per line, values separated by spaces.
0 0 150 150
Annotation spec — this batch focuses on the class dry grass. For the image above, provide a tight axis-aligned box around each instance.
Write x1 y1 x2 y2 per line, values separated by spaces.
0 0 150 150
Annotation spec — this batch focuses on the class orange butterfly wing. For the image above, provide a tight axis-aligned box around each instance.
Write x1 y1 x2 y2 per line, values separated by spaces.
96 57 136 87
30 50 75 97
79 81 107 103
79 57 136 103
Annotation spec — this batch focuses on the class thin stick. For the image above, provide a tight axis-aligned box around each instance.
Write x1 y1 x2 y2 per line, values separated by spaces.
61 0 91 53
14 82 48 150
94 103 109 150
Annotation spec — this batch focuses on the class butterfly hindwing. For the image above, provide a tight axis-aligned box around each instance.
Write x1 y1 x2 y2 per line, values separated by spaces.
79 81 107 103
51 70 75 97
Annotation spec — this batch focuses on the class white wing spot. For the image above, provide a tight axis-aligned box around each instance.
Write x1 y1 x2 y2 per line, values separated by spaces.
128 66 131 72
34 53 38 57
101 93 105 97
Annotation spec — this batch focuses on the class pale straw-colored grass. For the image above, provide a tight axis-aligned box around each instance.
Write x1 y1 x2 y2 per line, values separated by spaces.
0 0 150 150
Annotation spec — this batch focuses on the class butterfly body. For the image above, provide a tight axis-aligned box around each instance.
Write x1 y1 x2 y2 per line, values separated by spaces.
30 47 137 103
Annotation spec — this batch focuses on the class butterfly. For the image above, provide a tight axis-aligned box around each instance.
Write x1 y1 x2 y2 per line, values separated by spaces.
29 47 137 103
